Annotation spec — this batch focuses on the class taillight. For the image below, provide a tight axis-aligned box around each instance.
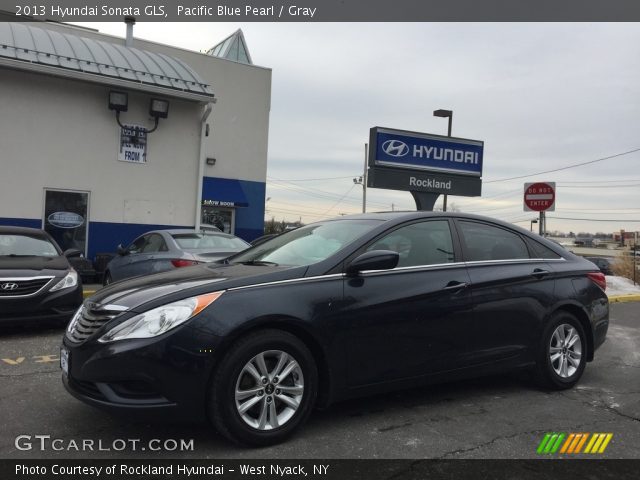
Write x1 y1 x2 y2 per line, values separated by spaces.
587 272 606 291
171 259 201 268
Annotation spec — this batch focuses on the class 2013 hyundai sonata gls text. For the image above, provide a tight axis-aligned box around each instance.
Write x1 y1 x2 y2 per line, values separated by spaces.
62 212 608 445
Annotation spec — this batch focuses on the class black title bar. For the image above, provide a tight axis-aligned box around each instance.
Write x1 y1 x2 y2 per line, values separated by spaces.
2 0 640 22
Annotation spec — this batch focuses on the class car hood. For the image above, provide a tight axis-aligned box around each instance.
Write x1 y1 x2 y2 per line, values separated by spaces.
88 262 309 312
0 255 70 275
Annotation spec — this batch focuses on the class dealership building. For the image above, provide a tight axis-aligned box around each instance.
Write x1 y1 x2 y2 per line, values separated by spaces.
0 21 271 259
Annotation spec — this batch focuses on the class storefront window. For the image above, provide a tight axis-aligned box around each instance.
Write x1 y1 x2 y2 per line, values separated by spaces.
201 206 234 234
43 190 89 255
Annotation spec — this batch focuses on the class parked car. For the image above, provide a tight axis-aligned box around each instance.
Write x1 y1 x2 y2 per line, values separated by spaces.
62 212 608 446
0 226 83 325
584 256 616 276
103 229 250 285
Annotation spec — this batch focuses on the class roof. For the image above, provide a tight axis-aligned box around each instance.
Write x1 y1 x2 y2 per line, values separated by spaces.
0 23 214 102
206 29 252 65
0 225 48 237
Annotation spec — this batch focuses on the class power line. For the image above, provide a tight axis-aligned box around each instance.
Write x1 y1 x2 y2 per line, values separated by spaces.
269 175 357 182
484 147 640 183
559 183 640 189
547 216 640 222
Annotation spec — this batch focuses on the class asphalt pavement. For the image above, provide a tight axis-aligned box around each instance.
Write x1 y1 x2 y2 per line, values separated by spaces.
0 303 638 459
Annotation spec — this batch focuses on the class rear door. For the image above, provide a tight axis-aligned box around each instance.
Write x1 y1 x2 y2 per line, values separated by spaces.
339 219 475 387
454 219 556 366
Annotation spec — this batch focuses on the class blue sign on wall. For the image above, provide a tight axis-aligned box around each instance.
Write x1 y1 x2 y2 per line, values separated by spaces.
370 127 484 177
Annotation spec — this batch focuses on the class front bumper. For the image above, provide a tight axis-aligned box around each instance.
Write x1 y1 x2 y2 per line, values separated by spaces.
0 284 82 326
61 322 223 421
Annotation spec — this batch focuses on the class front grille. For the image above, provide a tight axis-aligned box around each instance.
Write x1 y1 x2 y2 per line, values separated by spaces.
67 304 119 343
0 277 53 297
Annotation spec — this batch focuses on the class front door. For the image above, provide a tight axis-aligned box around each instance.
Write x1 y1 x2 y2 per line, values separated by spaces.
339 219 474 387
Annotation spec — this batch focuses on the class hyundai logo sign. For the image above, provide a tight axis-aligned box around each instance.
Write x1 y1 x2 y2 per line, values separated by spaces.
370 127 484 177
1 282 19 291
381 140 409 157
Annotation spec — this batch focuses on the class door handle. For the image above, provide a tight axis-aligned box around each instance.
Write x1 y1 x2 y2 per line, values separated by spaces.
443 281 469 292
531 268 550 279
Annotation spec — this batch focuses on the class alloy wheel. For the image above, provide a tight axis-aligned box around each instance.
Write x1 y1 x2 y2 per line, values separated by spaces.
549 323 582 378
234 350 304 430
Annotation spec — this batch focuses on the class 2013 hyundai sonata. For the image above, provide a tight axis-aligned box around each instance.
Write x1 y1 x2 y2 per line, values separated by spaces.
62 212 608 445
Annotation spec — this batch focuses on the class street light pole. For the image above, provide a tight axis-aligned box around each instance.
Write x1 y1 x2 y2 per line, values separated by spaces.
433 109 453 212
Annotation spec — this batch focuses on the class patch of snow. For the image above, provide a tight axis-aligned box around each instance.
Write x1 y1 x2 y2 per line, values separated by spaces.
605 275 640 296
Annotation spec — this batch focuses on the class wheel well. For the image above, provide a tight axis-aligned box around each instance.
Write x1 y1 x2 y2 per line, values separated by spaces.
552 305 594 361
214 320 333 408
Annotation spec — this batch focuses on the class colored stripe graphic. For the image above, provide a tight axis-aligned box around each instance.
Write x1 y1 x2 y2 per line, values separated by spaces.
537 433 552 454
538 433 613 455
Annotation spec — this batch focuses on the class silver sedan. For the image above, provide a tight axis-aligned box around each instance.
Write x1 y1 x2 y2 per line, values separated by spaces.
103 229 250 284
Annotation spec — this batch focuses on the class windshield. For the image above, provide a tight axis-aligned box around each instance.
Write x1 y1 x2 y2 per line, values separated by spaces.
0 234 59 257
172 233 249 250
230 219 382 267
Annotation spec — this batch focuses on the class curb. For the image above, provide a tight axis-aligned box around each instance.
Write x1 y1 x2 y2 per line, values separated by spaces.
608 294 640 304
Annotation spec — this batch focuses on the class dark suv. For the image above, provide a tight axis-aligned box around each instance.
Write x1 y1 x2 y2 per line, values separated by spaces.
0 226 83 325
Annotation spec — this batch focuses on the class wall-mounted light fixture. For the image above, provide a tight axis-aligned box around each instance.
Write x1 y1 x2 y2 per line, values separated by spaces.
206 157 216 166
108 91 128 112
108 90 169 133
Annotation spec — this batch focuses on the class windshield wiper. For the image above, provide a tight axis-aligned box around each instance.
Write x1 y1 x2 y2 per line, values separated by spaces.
0 254 37 257
239 260 279 266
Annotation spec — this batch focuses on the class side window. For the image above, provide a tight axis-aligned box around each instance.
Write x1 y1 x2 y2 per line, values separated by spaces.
127 235 147 254
141 234 167 253
366 220 455 268
459 221 529 261
528 240 562 259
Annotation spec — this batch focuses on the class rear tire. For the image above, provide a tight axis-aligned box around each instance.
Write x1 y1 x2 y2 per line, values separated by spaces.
208 329 318 446
535 312 587 390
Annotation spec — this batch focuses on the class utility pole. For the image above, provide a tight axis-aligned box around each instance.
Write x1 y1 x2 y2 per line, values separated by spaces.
363 143 368 213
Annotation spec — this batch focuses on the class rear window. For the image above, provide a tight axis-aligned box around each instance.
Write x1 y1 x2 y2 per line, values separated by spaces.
172 233 248 250
459 221 530 261
0 234 59 257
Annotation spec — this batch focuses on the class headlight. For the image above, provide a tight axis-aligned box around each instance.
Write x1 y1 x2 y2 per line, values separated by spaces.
66 305 83 334
50 270 78 292
98 291 223 343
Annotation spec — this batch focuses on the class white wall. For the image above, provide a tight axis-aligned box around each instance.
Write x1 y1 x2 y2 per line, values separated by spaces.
0 69 201 225
38 23 272 185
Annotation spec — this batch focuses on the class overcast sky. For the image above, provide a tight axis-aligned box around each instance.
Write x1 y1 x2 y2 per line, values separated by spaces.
77 22 640 235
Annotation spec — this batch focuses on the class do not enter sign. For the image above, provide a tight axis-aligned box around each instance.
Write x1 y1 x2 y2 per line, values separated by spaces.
524 182 556 212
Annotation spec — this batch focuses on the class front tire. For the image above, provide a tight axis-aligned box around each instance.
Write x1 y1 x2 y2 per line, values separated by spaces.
208 329 318 446
535 312 587 390
103 271 112 286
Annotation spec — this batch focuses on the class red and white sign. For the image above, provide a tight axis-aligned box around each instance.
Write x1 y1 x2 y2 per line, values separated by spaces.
524 182 556 212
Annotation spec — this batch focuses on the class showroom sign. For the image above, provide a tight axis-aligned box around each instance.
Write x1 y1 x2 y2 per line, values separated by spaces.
119 124 147 164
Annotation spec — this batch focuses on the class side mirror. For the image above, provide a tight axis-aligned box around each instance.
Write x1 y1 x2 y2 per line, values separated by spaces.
63 248 82 258
117 244 128 256
346 250 399 276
